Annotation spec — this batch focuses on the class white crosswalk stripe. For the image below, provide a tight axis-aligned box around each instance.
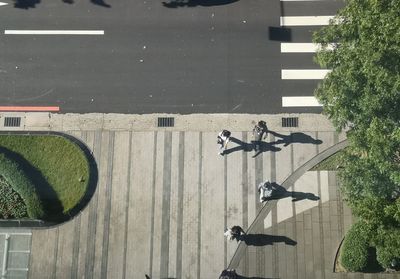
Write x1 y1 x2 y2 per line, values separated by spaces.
280 43 334 53
280 0 341 109
282 69 331 79
280 15 334 26
282 96 322 107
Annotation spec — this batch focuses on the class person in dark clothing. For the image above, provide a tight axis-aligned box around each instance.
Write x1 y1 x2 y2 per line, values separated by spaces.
231 225 246 240
219 269 238 279
252 121 268 152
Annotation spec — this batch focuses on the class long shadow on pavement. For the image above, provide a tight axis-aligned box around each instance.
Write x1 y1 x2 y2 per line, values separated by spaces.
224 137 281 157
268 131 322 147
238 234 297 246
264 182 320 202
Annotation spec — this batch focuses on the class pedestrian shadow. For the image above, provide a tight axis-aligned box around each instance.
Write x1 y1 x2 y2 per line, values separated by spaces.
265 183 320 202
238 234 297 246
13 0 40 9
224 137 281 156
268 131 322 147
162 0 239 8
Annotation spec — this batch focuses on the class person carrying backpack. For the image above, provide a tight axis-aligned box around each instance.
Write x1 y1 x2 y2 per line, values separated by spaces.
217 130 231 156
252 121 268 152
258 180 275 202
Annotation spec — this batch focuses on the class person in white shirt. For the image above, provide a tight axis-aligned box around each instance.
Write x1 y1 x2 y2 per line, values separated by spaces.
217 130 231 156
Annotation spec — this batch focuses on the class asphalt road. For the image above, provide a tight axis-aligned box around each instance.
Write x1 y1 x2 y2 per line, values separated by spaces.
0 0 342 114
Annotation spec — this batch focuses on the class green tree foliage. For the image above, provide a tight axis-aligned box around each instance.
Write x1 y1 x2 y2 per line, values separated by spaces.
314 0 400 271
375 227 400 268
0 176 28 219
313 0 400 132
314 0 400 200
0 152 44 219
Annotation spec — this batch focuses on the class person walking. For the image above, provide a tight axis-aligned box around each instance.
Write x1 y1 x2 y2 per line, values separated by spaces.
231 225 246 241
225 225 245 241
258 180 275 202
252 120 268 153
217 130 231 156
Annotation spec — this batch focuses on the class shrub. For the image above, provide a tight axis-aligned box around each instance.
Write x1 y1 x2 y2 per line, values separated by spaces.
375 227 400 269
340 220 373 272
0 176 28 219
0 152 44 219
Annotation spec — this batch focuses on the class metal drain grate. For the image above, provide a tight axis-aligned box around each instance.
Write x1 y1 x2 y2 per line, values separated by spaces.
282 117 298 128
157 117 174 127
4 117 21 127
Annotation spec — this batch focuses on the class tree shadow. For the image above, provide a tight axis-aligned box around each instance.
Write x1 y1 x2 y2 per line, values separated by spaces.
0 147 65 222
264 182 320 202
162 0 239 8
238 233 297 246
268 131 322 147
223 137 281 156
269 26 292 42
13 0 40 9
90 0 111 8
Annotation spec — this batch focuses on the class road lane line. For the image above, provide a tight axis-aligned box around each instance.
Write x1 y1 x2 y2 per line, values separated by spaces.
0 106 60 112
281 69 331 79
282 97 322 107
280 16 334 26
4 30 104 35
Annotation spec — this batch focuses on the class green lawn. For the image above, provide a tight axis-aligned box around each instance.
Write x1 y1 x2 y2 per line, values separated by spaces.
310 149 345 171
0 135 90 215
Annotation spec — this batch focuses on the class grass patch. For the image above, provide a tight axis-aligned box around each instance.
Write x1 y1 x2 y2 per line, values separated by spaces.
0 135 90 215
0 176 28 219
311 149 345 171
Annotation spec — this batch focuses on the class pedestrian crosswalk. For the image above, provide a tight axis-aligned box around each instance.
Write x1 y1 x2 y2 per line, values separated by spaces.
279 0 343 109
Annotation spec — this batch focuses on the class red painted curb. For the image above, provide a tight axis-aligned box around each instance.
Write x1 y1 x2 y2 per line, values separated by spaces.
0 106 60 112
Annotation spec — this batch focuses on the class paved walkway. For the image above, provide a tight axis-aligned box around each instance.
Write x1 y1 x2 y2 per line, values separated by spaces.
0 113 398 279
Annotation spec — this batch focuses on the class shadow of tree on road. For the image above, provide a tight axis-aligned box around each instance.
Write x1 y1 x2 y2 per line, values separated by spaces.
162 0 239 8
13 0 40 9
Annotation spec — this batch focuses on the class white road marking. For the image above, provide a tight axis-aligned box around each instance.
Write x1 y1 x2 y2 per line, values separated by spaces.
4 30 104 35
281 69 331 79
281 43 335 53
0 2 8 6
280 15 334 26
282 96 322 107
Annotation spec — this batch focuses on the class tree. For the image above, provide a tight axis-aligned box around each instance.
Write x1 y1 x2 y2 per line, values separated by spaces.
313 0 400 199
313 0 400 133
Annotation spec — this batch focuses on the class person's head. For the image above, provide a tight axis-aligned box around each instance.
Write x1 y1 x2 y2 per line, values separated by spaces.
258 120 266 128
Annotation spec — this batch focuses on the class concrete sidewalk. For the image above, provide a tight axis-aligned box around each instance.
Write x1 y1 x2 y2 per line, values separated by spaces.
0 112 388 279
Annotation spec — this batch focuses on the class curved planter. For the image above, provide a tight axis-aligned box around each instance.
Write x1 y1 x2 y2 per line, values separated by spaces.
0 131 98 228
